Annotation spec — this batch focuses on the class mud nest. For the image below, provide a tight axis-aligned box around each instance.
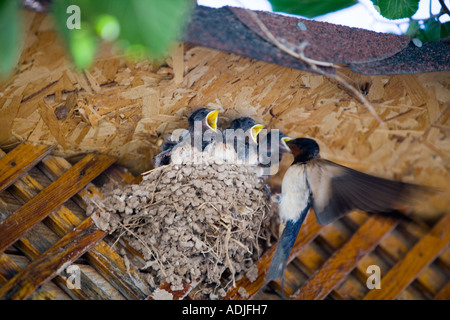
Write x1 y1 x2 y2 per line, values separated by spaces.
88 159 275 299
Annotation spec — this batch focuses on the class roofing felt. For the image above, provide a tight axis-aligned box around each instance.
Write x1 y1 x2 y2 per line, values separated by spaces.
21 1 450 75
183 5 450 75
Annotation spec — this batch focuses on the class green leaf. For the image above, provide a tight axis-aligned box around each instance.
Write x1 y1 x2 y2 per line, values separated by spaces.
416 18 441 42
69 27 98 69
371 0 420 20
269 0 357 18
441 22 450 39
0 0 22 78
51 0 192 69
95 15 120 41
103 0 192 58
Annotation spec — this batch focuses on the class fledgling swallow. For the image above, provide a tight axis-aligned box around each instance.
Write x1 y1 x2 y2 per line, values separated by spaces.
265 137 434 292
153 108 219 167
225 117 264 165
257 130 292 175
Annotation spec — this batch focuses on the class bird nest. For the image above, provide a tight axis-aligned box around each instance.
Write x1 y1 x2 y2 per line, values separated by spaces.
87 155 276 299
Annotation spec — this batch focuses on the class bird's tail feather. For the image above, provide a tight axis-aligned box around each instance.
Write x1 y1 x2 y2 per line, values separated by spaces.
265 205 310 291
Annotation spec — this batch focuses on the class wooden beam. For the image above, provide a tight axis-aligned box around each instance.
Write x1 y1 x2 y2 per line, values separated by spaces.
0 143 54 193
363 214 450 300
0 153 116 254
0 217 106 300
291 215 398 300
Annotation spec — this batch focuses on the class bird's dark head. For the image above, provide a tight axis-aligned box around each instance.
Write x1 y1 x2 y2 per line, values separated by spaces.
286 138 320 164
229 117 264 143
188 108 219 131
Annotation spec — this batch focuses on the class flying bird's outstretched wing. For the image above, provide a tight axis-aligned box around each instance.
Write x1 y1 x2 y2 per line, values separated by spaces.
306 159 433 225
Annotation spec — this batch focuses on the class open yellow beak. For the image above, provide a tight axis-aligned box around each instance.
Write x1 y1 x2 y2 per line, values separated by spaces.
251 124 265 143
281 136 293 152
206 109 219 131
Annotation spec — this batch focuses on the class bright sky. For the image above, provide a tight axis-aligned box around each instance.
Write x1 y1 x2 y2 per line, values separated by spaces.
197 0 450 34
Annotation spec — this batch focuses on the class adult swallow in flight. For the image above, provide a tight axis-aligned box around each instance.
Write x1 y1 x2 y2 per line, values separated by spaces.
153 108 219 167
265 137 433 291
225 117 265 165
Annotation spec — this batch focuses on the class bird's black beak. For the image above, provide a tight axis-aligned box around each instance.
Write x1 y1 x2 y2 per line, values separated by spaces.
206 109 219 131
251 124 265 143
280 137 293 153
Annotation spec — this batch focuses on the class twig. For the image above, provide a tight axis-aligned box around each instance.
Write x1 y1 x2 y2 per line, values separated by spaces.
147 167 166 206
246 10 384 124
438 0 450 16
223 222 236 287
118 221 166 276
141 164 167 177
231 238 252 254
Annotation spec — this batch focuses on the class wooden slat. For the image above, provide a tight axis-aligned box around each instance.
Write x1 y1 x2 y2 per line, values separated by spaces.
3 152 149 299
0 189 97 299
0 143 54 193
311 214 442 299
265 214 367 299
434 282 450 300
38 156 151 299
291 215 398 300
225 212 323 299
0 153 116 254
294 245 327 275
1 159 149 299
0 147 112 300
4 177 120 299
0 254 20 285
363 214 450 300
0 253 72 300
0 216 106 300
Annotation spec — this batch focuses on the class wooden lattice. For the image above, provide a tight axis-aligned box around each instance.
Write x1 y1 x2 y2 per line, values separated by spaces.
0 143 448 300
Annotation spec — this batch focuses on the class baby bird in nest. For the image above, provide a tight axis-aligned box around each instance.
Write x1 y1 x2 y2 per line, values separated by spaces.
153 108 219 167
224 117 265 165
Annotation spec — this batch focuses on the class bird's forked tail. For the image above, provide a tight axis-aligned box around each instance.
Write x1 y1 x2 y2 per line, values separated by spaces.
265 204 310 293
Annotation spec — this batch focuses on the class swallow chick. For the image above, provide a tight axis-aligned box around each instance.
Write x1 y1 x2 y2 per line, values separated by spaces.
256 130 292 176
265 137 434 292
153 108 219 167
225 117 265 165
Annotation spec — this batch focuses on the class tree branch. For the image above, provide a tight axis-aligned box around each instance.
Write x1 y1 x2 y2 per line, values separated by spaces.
246 10 384 125
438 0 450 16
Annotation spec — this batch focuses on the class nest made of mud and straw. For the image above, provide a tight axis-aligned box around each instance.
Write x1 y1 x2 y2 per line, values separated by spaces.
88 161 275 298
